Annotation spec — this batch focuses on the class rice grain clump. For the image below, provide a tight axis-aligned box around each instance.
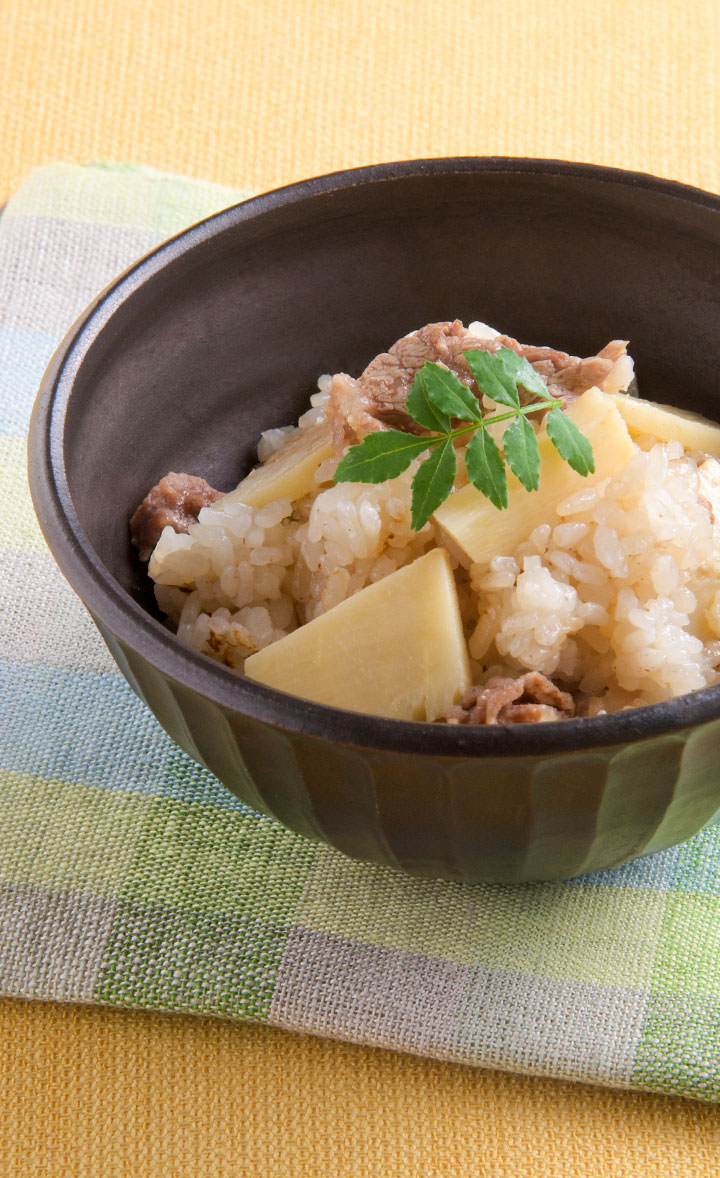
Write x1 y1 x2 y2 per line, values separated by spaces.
150 447 433 670
138 321 720 720
468 440 720 711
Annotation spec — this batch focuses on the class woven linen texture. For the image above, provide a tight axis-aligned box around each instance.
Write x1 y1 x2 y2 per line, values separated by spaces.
2 162 720 1104
3 0 720 204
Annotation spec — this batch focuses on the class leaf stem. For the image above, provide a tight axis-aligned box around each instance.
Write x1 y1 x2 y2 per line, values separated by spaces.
423 395 564 448
333 348 593 530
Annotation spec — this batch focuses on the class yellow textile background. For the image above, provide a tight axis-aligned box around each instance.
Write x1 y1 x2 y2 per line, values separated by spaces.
2 998 720 1177
3 0 720 202
2 0 720 1172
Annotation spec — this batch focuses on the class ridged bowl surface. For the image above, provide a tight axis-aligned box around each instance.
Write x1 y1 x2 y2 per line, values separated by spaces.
28 157 720 881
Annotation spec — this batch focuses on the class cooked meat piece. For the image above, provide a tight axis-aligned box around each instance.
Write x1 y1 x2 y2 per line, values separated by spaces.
499 702 572 724
446 670 576 726
328 320 491 448
130 472 222 560
328 319 628 448
504 337 628 400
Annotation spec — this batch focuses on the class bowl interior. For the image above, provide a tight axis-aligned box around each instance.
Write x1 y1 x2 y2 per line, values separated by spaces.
45 158 720 747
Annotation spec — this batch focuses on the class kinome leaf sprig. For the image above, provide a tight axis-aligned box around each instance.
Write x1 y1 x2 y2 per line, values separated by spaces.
333 346 595 530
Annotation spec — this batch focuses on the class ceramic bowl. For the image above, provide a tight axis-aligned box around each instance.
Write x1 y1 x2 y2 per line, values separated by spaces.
28 157 720 882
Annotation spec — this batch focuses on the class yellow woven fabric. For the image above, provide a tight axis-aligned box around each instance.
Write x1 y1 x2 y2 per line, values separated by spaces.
3 0 720 1172
3 0 720 202
3 997 720 1177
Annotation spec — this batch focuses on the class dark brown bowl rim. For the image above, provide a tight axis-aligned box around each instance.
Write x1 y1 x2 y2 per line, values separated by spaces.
28 155 720 756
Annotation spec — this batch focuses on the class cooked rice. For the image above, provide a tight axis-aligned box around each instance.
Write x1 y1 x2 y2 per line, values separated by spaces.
147 351 720 716
151 453 435 671
467 438 720 710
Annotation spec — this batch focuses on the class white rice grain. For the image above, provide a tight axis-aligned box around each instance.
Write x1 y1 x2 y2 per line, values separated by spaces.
147 380 720 711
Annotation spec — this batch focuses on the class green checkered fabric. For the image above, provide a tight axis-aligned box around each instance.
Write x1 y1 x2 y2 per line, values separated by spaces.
2 163 720 1103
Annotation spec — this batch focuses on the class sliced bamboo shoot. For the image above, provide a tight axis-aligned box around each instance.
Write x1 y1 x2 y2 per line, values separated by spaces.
433 387 635 567
609 392 720 456
223 420 334 508
244 548 470 720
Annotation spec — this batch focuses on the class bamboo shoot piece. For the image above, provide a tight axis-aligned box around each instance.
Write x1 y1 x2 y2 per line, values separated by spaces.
609 392 720 456
244 548 470 720
223 421 334 508
433 387 635 567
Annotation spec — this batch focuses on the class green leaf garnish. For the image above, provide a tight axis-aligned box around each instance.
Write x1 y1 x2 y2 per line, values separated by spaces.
334 428 432 484
405 365 453 433
411 437 457 530
495 347 552 400
546 405 596 476
503 414 541 492
465 427 508 510
333 344 595 529
464 348 521 409
410 361 483 424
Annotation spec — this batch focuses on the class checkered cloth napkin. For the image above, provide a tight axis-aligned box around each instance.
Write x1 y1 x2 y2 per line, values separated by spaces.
2 163 720 1103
